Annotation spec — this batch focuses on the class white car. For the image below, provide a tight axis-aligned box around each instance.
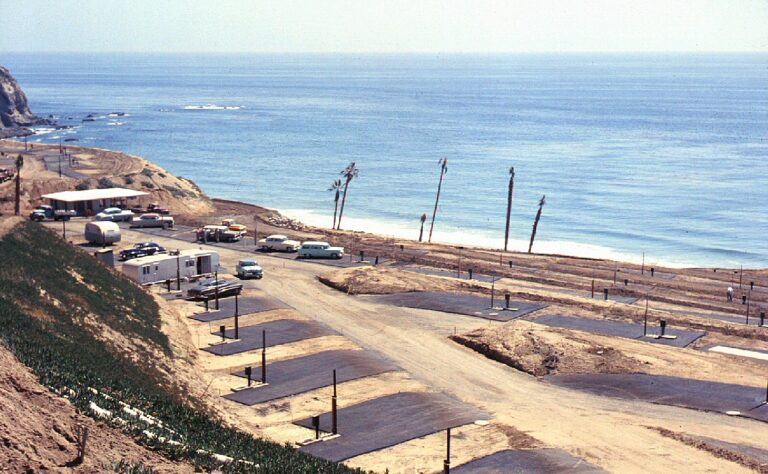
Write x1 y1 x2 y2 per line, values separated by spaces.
236 259 263 279
95 207 134 222
298 241 344 259
257 234 301 252
130 213 175 229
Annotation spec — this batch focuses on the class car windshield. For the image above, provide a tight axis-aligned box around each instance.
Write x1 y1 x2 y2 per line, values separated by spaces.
240 261 258 266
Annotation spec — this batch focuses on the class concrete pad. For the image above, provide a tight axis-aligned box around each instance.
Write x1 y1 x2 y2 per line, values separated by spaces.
453 448 606 473
224 350 398 405
203 319 335 356
365 291 546 322
546 374 768 422
191 295 290 322
531 315 705 348
294 392 489 462
708 345 768 362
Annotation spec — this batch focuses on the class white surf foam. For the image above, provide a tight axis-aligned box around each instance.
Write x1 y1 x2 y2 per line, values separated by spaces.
182 104 243 110
280 208 688 268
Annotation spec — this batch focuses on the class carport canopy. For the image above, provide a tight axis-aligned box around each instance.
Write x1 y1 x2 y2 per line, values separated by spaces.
42 188 149 202
41 187 150 214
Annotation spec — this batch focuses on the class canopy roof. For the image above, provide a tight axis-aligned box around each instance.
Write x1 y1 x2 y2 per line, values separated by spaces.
42 188 149 203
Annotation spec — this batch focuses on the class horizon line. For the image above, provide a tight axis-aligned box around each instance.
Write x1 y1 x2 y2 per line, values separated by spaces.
2 50 767 55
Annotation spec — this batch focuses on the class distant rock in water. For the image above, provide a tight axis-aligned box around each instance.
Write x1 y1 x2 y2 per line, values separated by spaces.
0 65 51 137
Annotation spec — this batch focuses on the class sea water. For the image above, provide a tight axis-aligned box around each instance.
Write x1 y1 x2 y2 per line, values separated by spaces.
3 53 767 267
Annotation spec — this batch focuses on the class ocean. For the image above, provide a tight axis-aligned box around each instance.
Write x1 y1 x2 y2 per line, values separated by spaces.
3 53 767 268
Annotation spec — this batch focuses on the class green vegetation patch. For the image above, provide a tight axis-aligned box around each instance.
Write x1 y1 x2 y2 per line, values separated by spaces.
0 222 360 473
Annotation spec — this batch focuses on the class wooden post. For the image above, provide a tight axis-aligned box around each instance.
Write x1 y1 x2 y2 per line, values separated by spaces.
443 427 451 474
746 292 751 325
591 279 595 299
214 270 219 310
641 252 645 276
245 366 252 387
332 369 338 435
739 265 743 289
176 252 181 290
261 330 266 383
644 297 649 336
234 294 239 339
491 277 495 308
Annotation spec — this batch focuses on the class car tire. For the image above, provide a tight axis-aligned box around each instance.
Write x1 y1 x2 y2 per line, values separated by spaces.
331 253 339 259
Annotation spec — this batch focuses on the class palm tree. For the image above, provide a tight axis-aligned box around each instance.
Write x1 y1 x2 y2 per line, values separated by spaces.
336 162 358 230
14 154 23 215
504 166 515 252
418 213 427 242
328 178 342 230
428 157 448 243
528 195 546 253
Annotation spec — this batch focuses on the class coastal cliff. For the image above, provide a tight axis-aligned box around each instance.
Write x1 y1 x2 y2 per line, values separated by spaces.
0 65 50 137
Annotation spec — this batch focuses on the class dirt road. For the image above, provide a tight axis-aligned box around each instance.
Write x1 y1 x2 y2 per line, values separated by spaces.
60 222 766 472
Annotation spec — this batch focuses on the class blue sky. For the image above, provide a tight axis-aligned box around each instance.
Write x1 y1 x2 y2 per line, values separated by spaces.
1 0 767 53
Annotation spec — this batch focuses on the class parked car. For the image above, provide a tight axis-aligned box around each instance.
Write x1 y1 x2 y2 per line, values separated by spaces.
298 241 344 259
187 278 243 299
201 224 245 242
130 203 170 215
236 259 263 279
130 213 174 229
29 205 77 222
119 242 167 261
257 234 301 252
95 207 134 222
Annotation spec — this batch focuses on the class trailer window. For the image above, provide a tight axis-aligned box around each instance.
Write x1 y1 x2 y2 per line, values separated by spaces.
142 265 150 275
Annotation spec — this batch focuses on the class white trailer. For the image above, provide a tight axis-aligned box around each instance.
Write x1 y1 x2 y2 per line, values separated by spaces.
85 221 121 245
121 249 220 285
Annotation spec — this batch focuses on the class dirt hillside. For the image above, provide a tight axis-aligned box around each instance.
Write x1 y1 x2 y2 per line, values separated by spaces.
0 343 190 473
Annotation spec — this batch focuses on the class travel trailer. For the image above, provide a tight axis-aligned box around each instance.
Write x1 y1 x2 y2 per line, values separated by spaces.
84 221 121 245
121 249 219 285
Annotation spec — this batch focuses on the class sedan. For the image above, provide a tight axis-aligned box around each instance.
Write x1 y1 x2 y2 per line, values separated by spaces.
187 279 243 299
119 242 167 261
95 207 134 222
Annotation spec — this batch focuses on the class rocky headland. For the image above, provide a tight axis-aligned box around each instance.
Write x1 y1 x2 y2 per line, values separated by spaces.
0 65 52 138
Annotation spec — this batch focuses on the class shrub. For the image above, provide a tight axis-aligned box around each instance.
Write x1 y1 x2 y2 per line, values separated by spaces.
124 175 135 185
75 181 90 191
162 184 195 199
141 181 155 189
141 168 153 177
98 177 118 189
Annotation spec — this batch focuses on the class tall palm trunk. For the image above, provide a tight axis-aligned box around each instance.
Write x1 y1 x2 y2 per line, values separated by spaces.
336 162 358 230
428 158 448 243
14 154 23 216
418 213 427 242
528 195 546 253
332 189 340 229
504 166 515 252
337 181 350 230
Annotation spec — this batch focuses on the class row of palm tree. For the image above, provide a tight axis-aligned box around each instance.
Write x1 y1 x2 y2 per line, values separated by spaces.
423 159 546 253
327 162 359 230
327 159 547 253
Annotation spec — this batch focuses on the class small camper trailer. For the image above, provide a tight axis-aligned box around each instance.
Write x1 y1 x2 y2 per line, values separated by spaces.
84 221 121 245
121 249 220 285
